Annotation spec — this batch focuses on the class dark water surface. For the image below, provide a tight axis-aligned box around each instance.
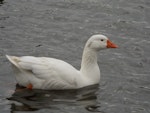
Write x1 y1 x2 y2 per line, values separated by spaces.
0 0 150 113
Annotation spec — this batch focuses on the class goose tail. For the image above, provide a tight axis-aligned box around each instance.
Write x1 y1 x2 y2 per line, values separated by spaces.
6 55 20 68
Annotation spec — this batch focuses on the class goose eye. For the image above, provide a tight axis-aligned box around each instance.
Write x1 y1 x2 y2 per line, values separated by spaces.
101 39 104 41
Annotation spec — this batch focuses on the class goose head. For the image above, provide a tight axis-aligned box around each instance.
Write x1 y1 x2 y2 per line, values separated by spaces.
86 34 118 51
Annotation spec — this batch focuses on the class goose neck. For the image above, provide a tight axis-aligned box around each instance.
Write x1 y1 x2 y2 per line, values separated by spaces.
81 48 98 70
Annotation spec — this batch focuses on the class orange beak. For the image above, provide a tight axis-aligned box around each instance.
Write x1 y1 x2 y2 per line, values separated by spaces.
107 40 118 48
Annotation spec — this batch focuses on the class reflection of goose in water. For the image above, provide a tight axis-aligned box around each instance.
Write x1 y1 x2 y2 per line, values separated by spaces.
8 84 101 112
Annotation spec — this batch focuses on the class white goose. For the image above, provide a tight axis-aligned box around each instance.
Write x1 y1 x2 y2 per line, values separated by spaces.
6 34 118 90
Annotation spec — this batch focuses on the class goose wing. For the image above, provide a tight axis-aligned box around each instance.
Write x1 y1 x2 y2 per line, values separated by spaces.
6 55 79 89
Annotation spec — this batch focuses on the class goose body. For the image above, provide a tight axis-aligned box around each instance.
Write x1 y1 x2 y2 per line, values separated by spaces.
6 34 118 90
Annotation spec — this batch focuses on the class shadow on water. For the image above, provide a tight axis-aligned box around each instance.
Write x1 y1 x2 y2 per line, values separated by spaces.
0 0 4 5
8 84 101 112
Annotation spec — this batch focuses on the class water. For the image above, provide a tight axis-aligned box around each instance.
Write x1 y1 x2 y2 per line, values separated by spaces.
7 84 99 112
0 0 150 113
